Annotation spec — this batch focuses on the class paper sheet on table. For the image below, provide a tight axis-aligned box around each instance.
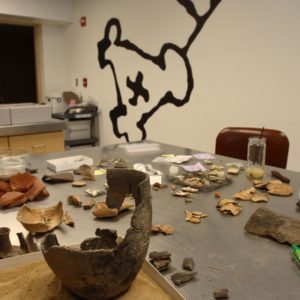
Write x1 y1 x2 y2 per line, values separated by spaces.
133 163 163 176
118 142 161 153
225 162 244 169
94 169 107 176
150 175 162 185
181 162 206 172
193 153 215 160
152 155 193 164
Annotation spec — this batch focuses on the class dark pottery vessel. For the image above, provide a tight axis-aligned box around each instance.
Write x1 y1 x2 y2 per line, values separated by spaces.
42 169 152 300
0 227 23 258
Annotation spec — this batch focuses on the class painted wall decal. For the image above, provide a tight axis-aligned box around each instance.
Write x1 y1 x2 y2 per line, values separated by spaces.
98 0 222 142
127 72 149 107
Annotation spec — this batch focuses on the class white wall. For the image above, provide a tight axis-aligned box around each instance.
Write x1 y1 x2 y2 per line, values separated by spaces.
42 25 67 96
60 0 300 171
2 0 299 171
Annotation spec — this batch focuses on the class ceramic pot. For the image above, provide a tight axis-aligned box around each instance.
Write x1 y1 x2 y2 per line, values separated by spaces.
42 169 152 300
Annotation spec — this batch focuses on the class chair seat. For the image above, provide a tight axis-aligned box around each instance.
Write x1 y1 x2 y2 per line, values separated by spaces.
215 127 289 169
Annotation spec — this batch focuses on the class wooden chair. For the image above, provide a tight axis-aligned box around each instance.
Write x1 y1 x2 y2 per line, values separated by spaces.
215 127 289 169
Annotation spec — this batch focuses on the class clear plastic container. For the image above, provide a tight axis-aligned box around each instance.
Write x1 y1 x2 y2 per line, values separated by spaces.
0 147 29 180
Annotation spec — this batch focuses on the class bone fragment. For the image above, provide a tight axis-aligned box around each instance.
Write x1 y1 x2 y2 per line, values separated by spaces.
182 257 195 271
63 211 74 227
82 198 96 209
185 210 208 223
171 271 197 286
67 195 82 207
151 224 175 235
245 207 300 245
213 288 229 299
72 180 87 187
217 199 241 216
92 199 134 218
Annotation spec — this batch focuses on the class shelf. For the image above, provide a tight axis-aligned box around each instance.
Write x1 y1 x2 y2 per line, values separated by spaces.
52 111 99 148
52 112 98 121
65 137 98 147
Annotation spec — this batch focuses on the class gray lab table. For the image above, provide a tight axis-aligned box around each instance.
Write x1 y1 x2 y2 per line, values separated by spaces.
1 142 300 300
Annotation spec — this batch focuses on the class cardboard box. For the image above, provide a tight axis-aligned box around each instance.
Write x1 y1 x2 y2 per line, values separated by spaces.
0 251 185 300
46 155 93 172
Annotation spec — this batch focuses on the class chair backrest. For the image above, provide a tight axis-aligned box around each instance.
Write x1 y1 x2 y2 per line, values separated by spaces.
215 127 289 169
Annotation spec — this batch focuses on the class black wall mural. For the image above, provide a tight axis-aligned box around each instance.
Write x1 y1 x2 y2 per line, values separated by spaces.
98 0 222 142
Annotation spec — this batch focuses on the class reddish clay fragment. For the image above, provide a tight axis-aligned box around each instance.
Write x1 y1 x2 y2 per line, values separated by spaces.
0 181 11 193
10 172 34 192
0 191 27 208
24 177 47 201
40 188 50 197
0 181 11 197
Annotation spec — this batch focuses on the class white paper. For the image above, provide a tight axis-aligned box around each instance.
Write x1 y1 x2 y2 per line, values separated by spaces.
118 142 161 153
150 175 162 185
193 153 215 160
181 162 206 172
225 162 244 169
133 163 163 176
152 155 192 164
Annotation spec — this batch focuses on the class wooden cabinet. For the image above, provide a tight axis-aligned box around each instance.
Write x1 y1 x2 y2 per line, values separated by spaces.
0 137 9 148
9 131 64 154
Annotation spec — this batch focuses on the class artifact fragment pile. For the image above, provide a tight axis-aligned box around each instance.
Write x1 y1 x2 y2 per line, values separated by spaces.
0 172 48 208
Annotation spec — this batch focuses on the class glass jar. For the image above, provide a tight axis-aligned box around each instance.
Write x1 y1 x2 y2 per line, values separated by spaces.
246 137 266 179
